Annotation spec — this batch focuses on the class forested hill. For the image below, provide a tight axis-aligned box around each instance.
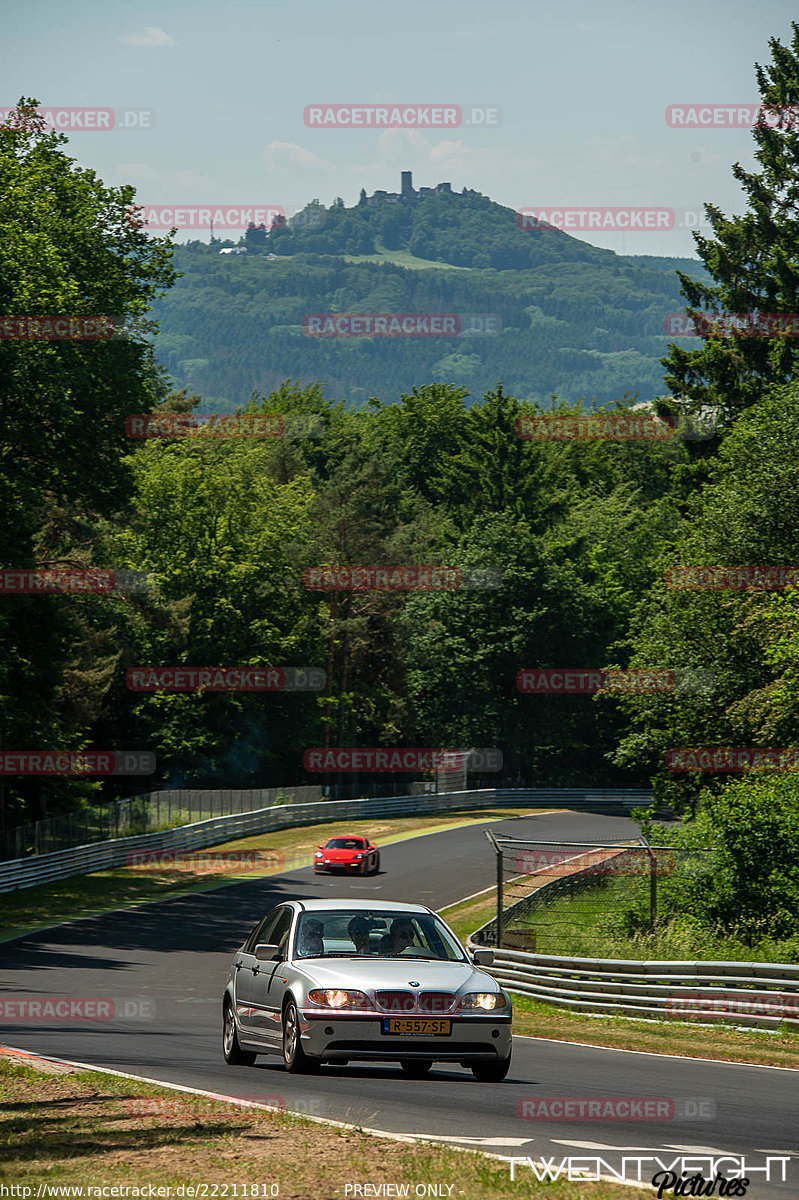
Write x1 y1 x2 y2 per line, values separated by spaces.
148 187 709 408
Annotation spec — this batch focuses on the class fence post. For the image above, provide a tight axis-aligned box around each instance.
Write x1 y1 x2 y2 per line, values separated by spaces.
644 840 657 929
485 829 503 948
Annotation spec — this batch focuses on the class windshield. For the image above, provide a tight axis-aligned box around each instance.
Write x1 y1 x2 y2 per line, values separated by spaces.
326 838 364 849
294 910 467 961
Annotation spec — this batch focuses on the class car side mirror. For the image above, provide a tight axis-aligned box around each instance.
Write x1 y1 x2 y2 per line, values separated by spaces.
472 949 494 966
255 943 281 962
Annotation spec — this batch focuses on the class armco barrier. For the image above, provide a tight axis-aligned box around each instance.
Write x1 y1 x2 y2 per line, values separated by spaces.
467 844 799 1029
0 787 651 894
466 942 799 1030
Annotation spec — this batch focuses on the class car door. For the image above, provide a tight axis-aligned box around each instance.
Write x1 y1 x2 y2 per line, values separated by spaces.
235 909 283 1039
247 906 294 1046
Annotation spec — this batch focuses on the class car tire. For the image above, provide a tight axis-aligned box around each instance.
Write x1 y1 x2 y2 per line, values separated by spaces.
282 1000 320 1074
400 1059 433 1078
370 854 380 875
223 1000 256 1066
470 1054 511 1082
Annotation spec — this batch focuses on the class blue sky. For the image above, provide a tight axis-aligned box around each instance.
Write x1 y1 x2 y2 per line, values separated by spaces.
4 0 797 256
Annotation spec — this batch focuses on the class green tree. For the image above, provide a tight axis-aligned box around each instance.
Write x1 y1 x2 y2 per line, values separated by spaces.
0 98 175 820
662 23 799 430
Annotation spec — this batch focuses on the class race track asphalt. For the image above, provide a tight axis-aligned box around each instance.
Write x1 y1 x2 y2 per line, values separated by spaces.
0 810 796 1196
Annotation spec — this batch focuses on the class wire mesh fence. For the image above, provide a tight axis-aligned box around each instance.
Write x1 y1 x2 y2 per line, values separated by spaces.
0 785 323 860
483 834 717 955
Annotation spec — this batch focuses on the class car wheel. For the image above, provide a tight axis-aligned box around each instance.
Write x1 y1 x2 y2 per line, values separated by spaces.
359 860 367 875
282 1000 320 1074
223 1001 256 1066
400 1059 433 1078
470 1054 511 1082
371 853 380 874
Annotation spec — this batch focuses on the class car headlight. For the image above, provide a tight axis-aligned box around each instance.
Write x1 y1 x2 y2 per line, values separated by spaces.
314 852 323 858
354 853 364 859
459 992 507 1010
307 989 372 1010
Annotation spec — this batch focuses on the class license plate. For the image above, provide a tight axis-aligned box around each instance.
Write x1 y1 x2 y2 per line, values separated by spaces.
382 1018 451 1036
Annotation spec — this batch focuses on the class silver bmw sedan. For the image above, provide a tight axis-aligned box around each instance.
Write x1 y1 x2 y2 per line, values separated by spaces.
222 898 512 1080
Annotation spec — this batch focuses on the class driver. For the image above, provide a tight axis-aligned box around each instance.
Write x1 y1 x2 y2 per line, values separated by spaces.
378 917 415 955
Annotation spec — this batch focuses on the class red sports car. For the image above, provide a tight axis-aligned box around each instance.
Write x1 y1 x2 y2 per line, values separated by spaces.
314 835 380 875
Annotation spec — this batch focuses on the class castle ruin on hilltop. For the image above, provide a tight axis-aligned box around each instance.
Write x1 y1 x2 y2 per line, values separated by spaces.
361 171 453 206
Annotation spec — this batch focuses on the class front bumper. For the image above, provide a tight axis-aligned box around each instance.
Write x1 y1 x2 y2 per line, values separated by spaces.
299 1014 512 1062
313 861 362 873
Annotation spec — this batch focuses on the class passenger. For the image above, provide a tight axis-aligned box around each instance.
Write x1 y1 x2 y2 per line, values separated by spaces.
298 917 325 957
348 915 371 954
378 918 415 955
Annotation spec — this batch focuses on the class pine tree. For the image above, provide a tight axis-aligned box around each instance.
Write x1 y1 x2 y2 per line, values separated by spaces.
663 22 799 430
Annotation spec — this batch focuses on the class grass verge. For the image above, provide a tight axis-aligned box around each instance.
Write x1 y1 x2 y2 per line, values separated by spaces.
0 808 542 943
0 1056 652 1199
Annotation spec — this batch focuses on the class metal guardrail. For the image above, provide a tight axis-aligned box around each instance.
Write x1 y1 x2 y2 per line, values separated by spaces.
0 787 650 894
468 840 799 1029
466 942 799 1030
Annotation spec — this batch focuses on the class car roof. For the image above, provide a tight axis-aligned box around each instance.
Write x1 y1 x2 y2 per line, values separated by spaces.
294 899 431 914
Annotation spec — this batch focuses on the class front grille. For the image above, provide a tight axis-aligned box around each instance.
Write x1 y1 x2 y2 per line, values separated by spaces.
374 991 457 1014
375 991 416 1012
417 992 456 1013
